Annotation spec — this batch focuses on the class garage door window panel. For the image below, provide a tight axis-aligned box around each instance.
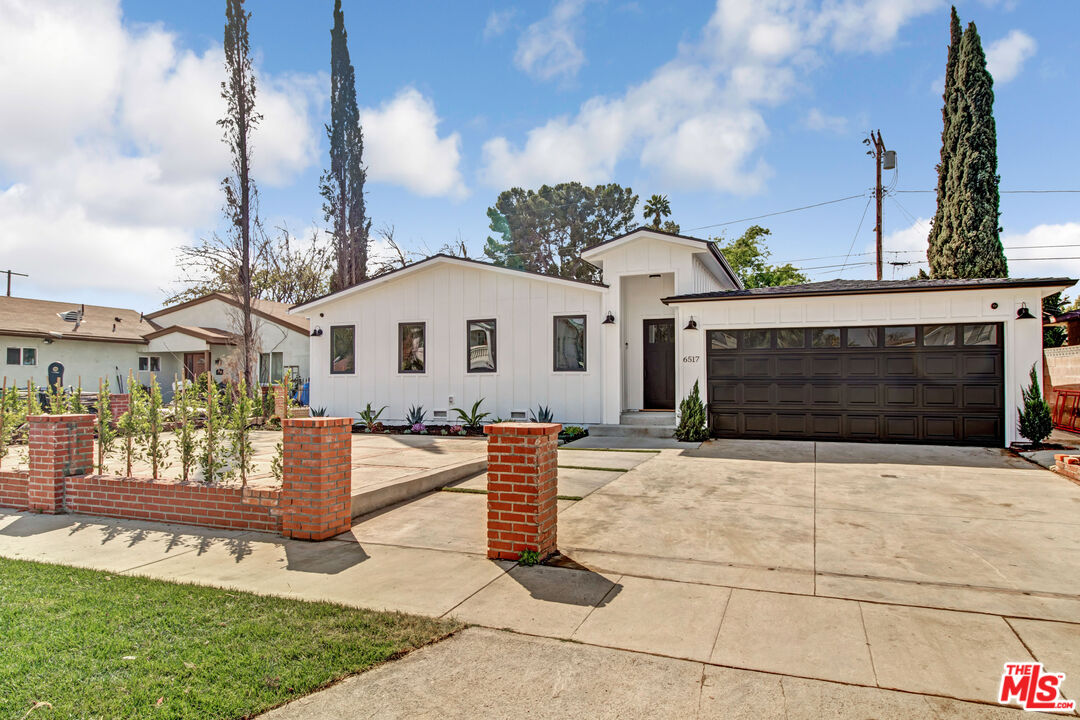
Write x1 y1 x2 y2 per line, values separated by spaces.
777 329 805 348
710 331 737 350
812 328 840 348
963 324 998 346
846 327 878 348
742 329 771 349
923 325 957 346
884 326 916 347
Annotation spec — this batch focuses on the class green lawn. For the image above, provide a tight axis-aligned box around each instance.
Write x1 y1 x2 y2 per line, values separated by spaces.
0 557 460 719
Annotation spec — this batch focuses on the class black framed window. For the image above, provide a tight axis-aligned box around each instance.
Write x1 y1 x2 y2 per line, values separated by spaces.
742 329 771 349
553 315 586 372
963 324 997 346
884 326 916 347
467 319 496 372
259 352 283 383
777 329 804 349
330 325 355 374
138 356 161 372
6 348 20 365
21 348 35 366
923 325 957 346
399 322 426 373
812 328 840 348
847 327 877 348
710 330 737 350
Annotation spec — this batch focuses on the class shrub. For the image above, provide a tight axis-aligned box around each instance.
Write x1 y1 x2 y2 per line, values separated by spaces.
310 406 327 417
270 441 283 484
229 379 256 486
94 378 117 475
173 377 197 482
1017 364 1053 447
451 398 490 429
139 376 171 479
117 372 145 476
518 549 540 566
405 405 426 425
0 382 25 469
199 377 227 484
357 403 387 431
675 381 709 442
530 404 553 423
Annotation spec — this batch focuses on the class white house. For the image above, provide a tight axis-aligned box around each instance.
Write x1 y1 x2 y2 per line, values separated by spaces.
291 227 1074 447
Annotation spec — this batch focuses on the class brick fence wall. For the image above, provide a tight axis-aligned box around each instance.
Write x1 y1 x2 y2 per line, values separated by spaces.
484 422 560 561
1045 346 1080 403
0 414 353 541
109 393 130 419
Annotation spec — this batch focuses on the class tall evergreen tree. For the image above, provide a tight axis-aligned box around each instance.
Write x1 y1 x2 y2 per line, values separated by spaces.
927 12 1007 278
321 0 370 291
927 6 962 273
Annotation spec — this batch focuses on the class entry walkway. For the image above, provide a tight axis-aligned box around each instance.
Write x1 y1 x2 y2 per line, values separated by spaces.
1 441 1078 716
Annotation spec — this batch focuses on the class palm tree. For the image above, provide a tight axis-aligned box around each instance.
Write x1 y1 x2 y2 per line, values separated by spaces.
643 194 671 229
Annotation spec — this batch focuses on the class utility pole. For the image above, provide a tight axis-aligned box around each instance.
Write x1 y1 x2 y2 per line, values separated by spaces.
864 131 894 281
1 270 28 297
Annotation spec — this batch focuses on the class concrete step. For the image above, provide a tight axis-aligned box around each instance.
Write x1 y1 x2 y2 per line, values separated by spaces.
588 424 674 438
619 411 676 427
350 458 487 519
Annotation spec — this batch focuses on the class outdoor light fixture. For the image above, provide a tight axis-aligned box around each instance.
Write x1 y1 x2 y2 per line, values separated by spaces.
684 316 698 330
602 312 616 325
311 326 324 337
1016 303 1036 320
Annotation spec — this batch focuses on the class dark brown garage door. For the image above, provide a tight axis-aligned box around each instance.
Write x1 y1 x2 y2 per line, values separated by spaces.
706 323 1004 446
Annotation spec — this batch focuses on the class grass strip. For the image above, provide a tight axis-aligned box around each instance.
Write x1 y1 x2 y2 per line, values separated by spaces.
0 557 459 720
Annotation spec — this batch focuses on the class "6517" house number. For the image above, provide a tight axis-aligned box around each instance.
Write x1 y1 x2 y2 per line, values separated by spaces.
682 355 700 363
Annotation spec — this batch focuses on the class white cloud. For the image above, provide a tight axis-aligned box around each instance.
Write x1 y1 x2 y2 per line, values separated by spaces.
484 9 515 39
361 88 467 199
804 108 849 133
987 29 1037 84
0 0 322 305
483 0 942 192
514 0 587 82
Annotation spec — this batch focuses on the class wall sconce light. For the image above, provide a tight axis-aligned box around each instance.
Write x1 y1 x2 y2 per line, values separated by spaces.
602 312 616 325
1016 302 1036 320
311 326 324 337
42 338 53 345
684 316 698 330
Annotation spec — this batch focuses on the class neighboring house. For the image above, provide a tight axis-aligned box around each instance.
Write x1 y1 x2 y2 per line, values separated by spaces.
1045 308 1080 346
292 226 1071 448
144 293 309 387
0 292 309 400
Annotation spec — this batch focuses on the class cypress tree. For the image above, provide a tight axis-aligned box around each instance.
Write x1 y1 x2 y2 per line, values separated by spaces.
321 0 371 291
927 7 961 274
927 14 1007 278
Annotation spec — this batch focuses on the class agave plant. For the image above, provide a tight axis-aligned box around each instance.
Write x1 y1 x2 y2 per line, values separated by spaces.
405 404 426 425
357 403 387 431
451 398 490 429
530 404 554 423
310 407 328 417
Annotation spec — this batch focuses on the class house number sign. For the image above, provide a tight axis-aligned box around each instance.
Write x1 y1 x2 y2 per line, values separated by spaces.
682 355 700 363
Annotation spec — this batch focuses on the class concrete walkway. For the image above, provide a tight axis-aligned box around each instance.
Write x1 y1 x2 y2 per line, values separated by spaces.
2 440 1079 716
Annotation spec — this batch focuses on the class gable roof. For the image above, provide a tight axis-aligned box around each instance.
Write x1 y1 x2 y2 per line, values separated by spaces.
0 296 156 344
580 227 743 289
142 325 241 345
663 277 1077 304
147 292 308 334
290 254 607 313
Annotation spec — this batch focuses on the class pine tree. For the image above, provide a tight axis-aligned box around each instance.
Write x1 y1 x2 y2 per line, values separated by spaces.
675 381 709 442
927 12 1007 278
322 0 371 291
1017 364 1053 446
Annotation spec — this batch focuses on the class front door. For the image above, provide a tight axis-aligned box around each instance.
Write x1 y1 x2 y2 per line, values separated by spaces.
183 352 208 381
643 319 676 410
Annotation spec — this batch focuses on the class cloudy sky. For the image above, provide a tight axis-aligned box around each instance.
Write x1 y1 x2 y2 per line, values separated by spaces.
0 0 1077 309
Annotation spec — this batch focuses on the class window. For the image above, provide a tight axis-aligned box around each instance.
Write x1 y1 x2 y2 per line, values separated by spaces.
399 322 426 373
923 325 957 346
21 348 35 366
138 356 161 372
812 328 840 348
553 315 586 372
963 324 997 346
467 319 496 372
884 326 916 347
330 325 355 374
742 329 771 349
259 352 284 384
6 348 20 365
710 331 737 350
777 329 804 349
847 328 877 348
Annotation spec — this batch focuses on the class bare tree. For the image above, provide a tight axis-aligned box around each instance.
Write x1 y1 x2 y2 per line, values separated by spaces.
370 224 414 276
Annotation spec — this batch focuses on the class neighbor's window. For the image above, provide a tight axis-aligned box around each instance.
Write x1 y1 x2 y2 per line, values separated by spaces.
553 315 586 372
777 329 804 349
812 328 840 348
963 324 997 346
259 352 284 384
330 325 355 374
467 319 496 373
399 322 426 373
884 326 916 347
138 356 161 372
21 348 36 366
923 325 957 346
710 331 737 350
847 328 878 348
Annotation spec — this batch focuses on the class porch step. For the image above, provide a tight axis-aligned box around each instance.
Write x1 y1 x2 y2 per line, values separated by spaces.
588 424 674 438
619 411 676 426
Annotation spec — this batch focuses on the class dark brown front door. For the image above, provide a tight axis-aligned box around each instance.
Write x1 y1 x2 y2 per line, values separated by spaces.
643 319 676 410
183 352 208 381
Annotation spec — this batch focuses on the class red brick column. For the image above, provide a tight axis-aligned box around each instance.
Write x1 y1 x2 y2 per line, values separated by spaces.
273 385 286 420
109 393 130 419
484 422 561 561
280 417 352 540
27 414 94 514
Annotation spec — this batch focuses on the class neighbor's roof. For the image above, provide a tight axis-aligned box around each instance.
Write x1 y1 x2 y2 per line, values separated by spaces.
142 325 241 345
581 226 743 289
1046 308 1080 325
146 292 308 334
663 277 1077 303
0 296 156 344
290 254 607 313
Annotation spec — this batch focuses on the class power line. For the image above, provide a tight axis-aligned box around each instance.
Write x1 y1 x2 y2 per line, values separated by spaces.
686 193 867 232
894 189 1080 194
836 197 874 278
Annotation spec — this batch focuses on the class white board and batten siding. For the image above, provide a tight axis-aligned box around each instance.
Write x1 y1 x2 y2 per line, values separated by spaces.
670 286 1049 446
307 262 604 424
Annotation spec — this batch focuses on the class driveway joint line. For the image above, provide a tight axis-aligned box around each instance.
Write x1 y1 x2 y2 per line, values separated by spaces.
813 441 818 596
568 574 624 639
856 601 880 687
706 584 734 664
114 546 201 575
439 561 516 620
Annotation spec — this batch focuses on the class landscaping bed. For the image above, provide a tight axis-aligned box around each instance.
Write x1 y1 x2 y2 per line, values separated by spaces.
0 557 459 719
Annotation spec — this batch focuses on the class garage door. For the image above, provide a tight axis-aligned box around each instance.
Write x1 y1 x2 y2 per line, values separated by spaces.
706 323 1004 446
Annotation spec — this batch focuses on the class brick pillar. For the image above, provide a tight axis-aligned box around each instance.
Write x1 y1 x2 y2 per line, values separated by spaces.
273 385 286 420
109 393 130 419
280 417 352 540
27 414 94 514
484 422 561 561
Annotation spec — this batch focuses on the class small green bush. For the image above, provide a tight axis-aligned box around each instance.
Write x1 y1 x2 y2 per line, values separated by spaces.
1017 364 1053 446
518 549 540 566
675 380 709 442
